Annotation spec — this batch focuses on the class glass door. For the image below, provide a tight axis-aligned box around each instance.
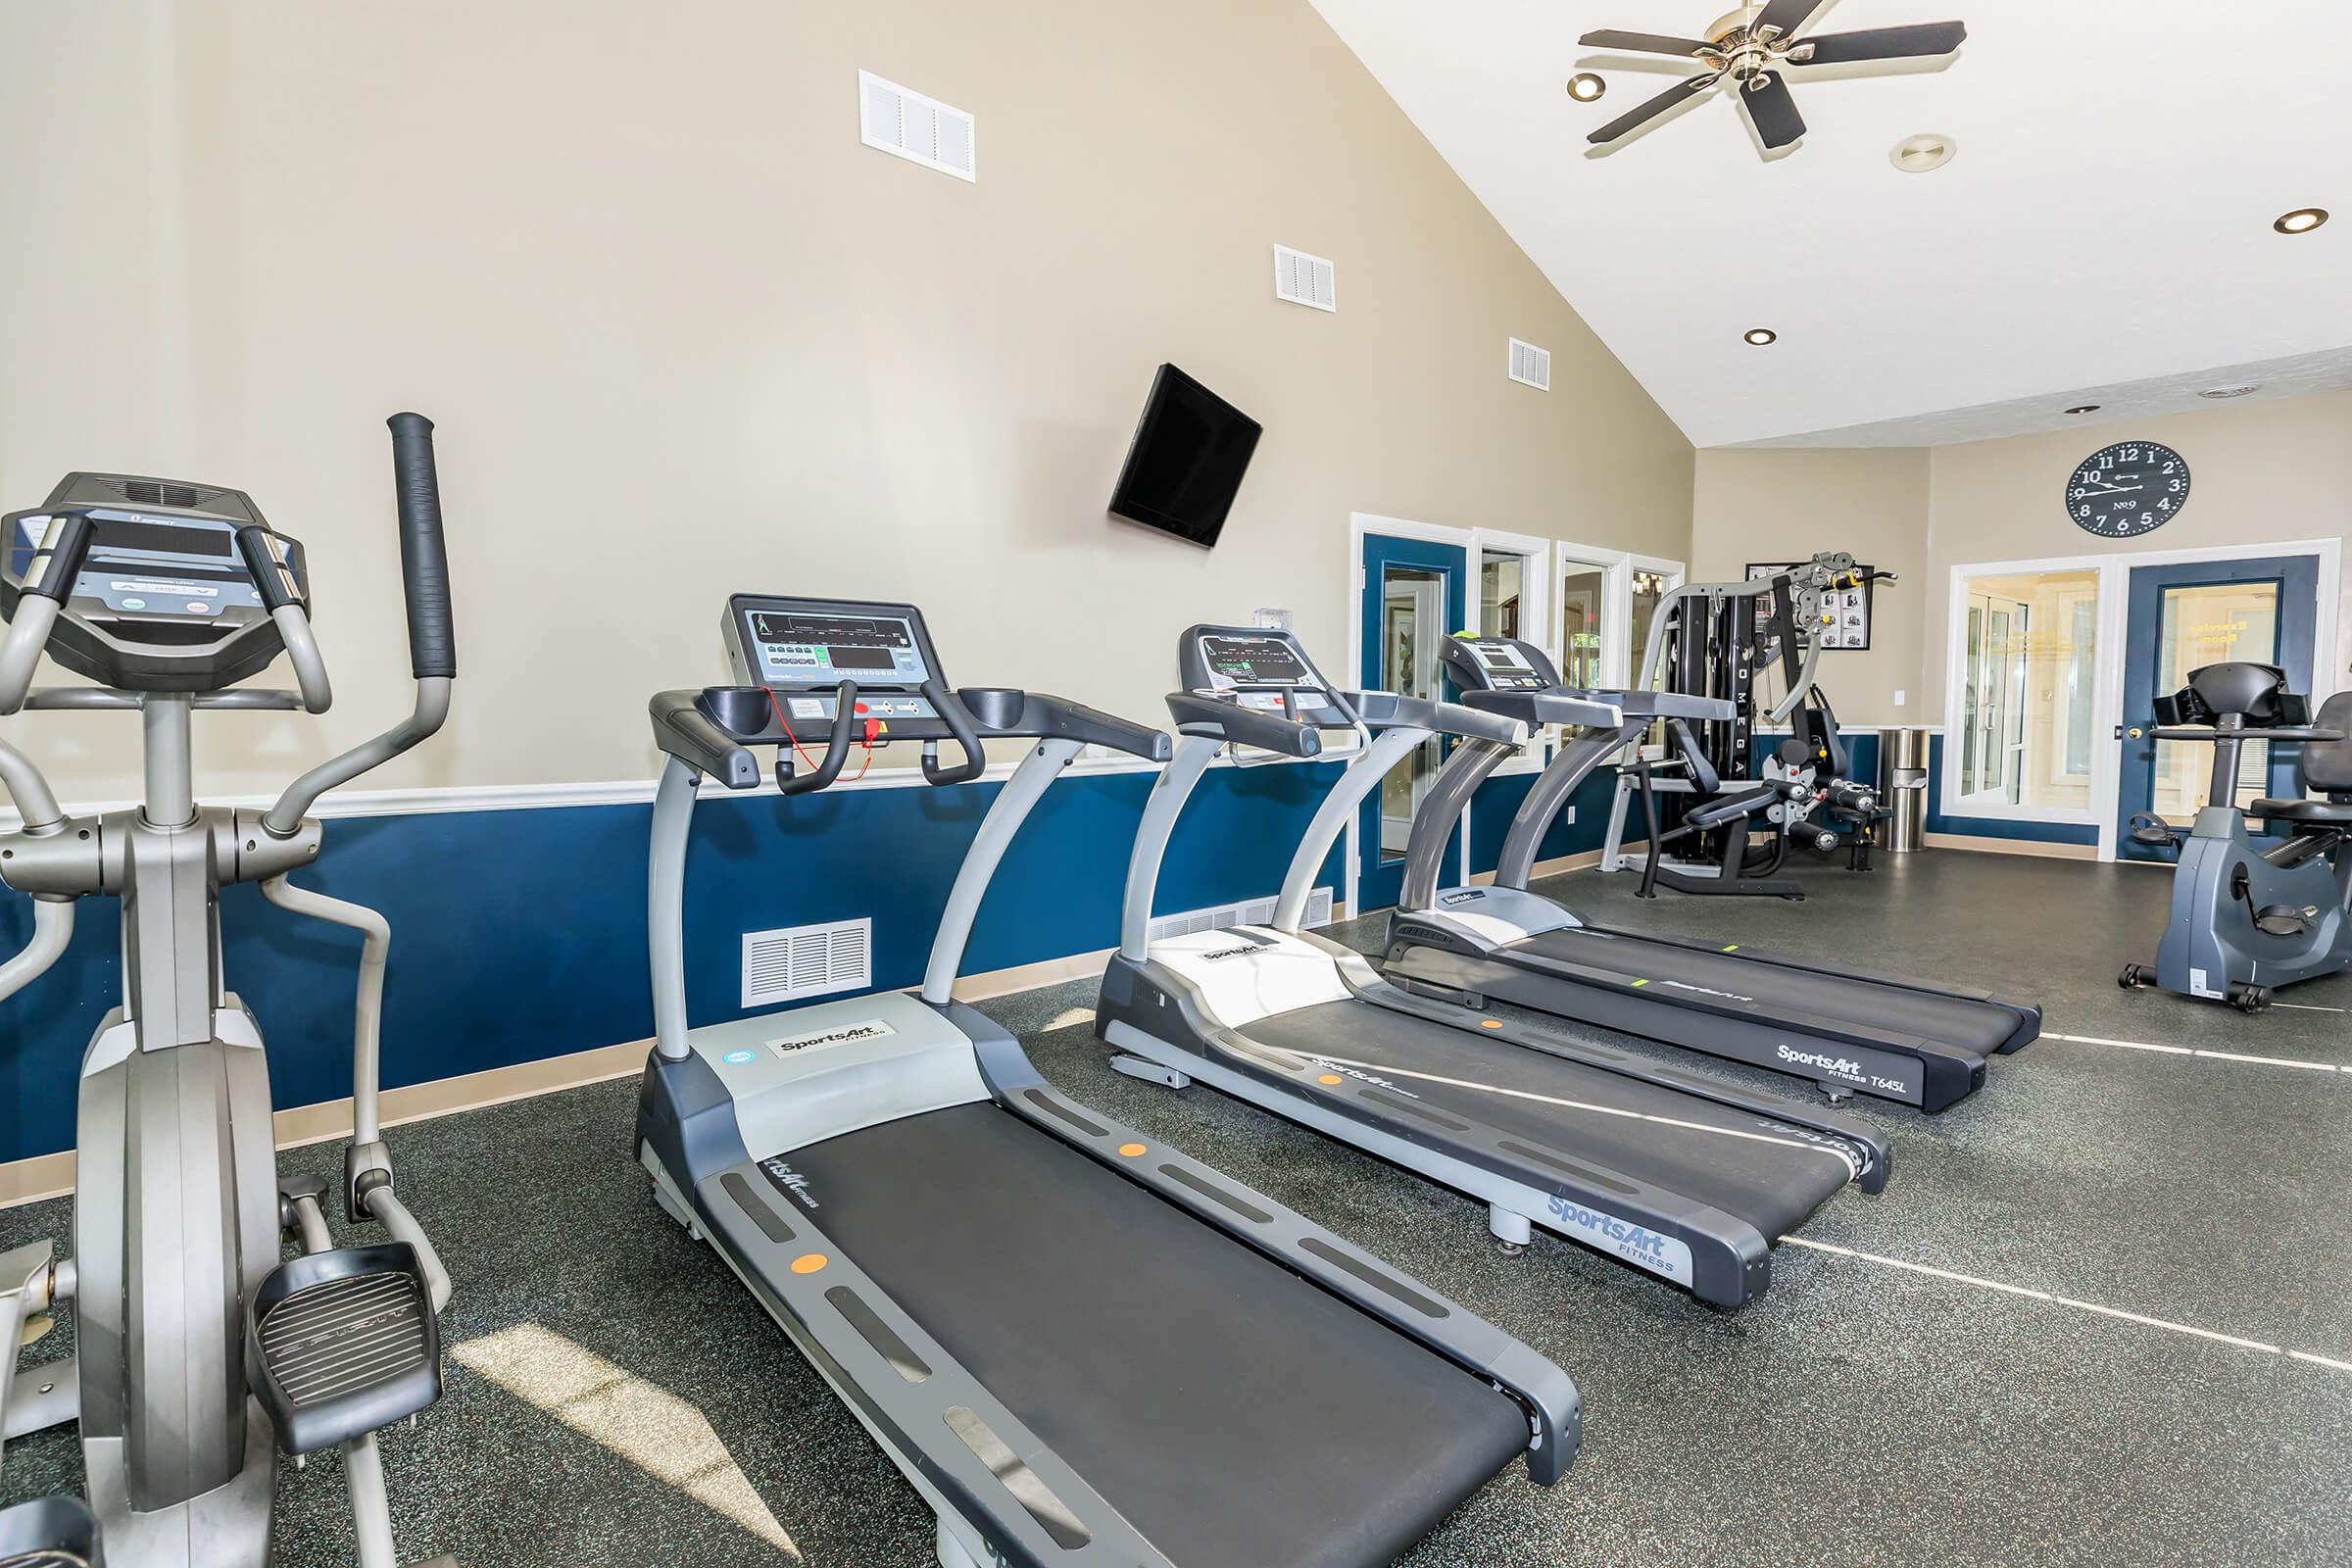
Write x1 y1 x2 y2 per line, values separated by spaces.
2118 555 2320 861
1958 591 2031 806
1357 532 1466 911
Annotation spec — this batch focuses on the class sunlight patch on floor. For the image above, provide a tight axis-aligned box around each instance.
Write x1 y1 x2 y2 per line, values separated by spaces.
1043 1006 1096 1032
451 1323 799 1557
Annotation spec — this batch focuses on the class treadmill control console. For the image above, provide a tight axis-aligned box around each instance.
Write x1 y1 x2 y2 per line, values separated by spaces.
2 473 308 692
1181 627 1355 724
723 595 945 722
1443 635 1558 693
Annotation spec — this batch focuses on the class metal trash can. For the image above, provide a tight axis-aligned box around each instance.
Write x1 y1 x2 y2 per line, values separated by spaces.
1884 727 1931 854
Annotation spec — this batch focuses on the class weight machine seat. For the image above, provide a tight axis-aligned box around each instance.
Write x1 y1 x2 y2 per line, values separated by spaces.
2251 797 2352 827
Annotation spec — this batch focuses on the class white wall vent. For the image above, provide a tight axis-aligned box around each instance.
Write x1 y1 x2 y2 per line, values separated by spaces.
1273 245 1337 312
858 71 976 182
1148 887 1334 944
742 917 872 1007
1508 338 1551 391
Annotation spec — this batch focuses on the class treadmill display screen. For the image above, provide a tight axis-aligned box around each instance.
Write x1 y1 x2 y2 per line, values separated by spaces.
1201 634 1314 687
1467 640 1545 691
94 517 234 559
746 612 933 689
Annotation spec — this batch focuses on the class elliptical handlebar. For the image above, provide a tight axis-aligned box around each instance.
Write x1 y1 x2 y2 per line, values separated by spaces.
0 512 98 715
261 415 459 836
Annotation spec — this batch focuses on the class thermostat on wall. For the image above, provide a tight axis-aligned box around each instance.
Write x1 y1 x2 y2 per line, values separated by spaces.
1252 608 1293 630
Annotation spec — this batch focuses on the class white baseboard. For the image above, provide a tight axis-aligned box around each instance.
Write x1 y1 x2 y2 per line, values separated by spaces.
1924 832 2097 861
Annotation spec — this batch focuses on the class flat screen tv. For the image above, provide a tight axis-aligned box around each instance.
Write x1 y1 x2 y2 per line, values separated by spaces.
1107 365 1261 549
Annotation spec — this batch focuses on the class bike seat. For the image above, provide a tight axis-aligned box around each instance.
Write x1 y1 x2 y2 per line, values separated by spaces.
2252 797 2352 826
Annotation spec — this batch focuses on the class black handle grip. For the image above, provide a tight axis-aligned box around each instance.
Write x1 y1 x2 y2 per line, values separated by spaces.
920 679 987 786
777 682 860 796
387 413 456 679
20 511 95 603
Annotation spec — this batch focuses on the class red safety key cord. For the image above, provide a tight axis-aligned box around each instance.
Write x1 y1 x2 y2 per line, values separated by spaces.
766 687 883 782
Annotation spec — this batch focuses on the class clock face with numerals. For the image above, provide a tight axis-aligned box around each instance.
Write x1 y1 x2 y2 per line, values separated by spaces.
2067 441 2189 538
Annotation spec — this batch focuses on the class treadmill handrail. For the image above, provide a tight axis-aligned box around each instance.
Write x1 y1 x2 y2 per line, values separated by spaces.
1494 723 1645 891
1164 691 1322 758
1461 689 1626 731
1349 690 1527 746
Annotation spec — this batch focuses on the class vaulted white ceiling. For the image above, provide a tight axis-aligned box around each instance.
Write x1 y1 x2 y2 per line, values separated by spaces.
1310 0 2352 448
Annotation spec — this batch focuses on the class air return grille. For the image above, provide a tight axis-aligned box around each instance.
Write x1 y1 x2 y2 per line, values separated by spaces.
1147 887 1333 944
1508 338 1551 391
858 71 976 181
743 917 873 1006
1273 246 1337 312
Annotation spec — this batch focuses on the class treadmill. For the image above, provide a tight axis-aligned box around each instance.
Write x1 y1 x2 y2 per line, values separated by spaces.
1379 633 2039 1112
1096 624 1890 1309
635 596 1577 1568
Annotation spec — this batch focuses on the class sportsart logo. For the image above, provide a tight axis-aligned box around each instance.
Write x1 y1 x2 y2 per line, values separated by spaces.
1441 891 1487 906
1775 1044 1864 1079
769 1018 896 1055
1546 1197 1669 1262
1198 946 1263 961
760 1158 821 1210
1306 1058 1422 1101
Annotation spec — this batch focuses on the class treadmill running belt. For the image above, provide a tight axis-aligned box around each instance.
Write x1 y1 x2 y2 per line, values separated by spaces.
1247 1001 1856 1243
781 1102 1527 1568
1534 927 2022 1053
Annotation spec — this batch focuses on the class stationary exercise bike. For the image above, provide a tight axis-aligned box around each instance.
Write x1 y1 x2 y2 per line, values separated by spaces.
0 417 464 1565
2119 662 2352 1013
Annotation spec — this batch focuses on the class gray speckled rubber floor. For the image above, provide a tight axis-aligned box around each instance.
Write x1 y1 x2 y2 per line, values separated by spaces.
4 850 2347 1565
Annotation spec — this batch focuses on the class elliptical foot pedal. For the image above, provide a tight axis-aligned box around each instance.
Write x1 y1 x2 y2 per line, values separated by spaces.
0 1496 100 1568
247 1243 442 1455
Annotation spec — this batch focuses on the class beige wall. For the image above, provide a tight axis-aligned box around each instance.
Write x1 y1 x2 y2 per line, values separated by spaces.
0 0 1692 806
1690 448 1930 726
1925 390 2352 724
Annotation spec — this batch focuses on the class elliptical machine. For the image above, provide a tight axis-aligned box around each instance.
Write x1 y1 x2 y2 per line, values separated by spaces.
0 416 463 1566
2119 662 2352 1013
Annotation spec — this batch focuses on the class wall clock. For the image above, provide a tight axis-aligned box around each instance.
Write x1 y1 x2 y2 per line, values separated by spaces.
2067 441 2189 538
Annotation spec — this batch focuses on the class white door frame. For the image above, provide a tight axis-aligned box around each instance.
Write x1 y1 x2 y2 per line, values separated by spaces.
1941 536 2341 861
1348 513 1478 914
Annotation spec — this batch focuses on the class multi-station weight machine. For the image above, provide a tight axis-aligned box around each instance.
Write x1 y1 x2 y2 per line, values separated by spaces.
1601 552 1894 899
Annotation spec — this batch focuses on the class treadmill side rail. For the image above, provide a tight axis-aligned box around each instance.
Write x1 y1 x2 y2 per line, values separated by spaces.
965 1014 1580 1484
693 1159 1179 1568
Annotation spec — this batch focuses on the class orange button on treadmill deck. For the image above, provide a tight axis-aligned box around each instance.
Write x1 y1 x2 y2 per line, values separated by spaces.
1118 1143 1148 1157
790 1254 828 1275
1480 1019 1503 1029
1317 1073 1344 1085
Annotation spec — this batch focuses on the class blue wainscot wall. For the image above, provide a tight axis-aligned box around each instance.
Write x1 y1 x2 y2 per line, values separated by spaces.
3 755 1611 1168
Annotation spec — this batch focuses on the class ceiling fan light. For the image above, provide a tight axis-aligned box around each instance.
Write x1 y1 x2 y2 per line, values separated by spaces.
1743 327 1778 346
1566 73 1608 103
1890 133 1956 173
2273 207 2328 234
2064 405 2101 416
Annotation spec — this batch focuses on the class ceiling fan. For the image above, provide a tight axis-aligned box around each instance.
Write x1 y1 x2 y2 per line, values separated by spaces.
1581 1 1966 153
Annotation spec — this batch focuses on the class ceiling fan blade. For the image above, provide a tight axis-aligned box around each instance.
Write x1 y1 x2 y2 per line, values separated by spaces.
1753 0 1831 39
1587 73 1720 145
1740 71 1806 149
1794 22 1968 64
1578 28 1714 59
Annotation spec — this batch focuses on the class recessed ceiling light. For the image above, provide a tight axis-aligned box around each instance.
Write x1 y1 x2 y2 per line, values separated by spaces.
1743 327 1778 347
1890 133 1956 173
1566 73 1607 103
2064 404 2101 415
2274 207 2328 235
2198 384 2261 400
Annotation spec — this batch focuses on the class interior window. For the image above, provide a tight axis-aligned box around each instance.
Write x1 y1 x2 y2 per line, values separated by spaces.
1955 567 2100 809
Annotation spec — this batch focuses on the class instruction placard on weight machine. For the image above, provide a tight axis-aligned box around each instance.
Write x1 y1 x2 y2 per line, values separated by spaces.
1746 562 1875 652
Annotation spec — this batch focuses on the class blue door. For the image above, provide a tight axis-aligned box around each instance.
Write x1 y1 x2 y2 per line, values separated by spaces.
1356 533 1467 911
2118 554 2321 861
